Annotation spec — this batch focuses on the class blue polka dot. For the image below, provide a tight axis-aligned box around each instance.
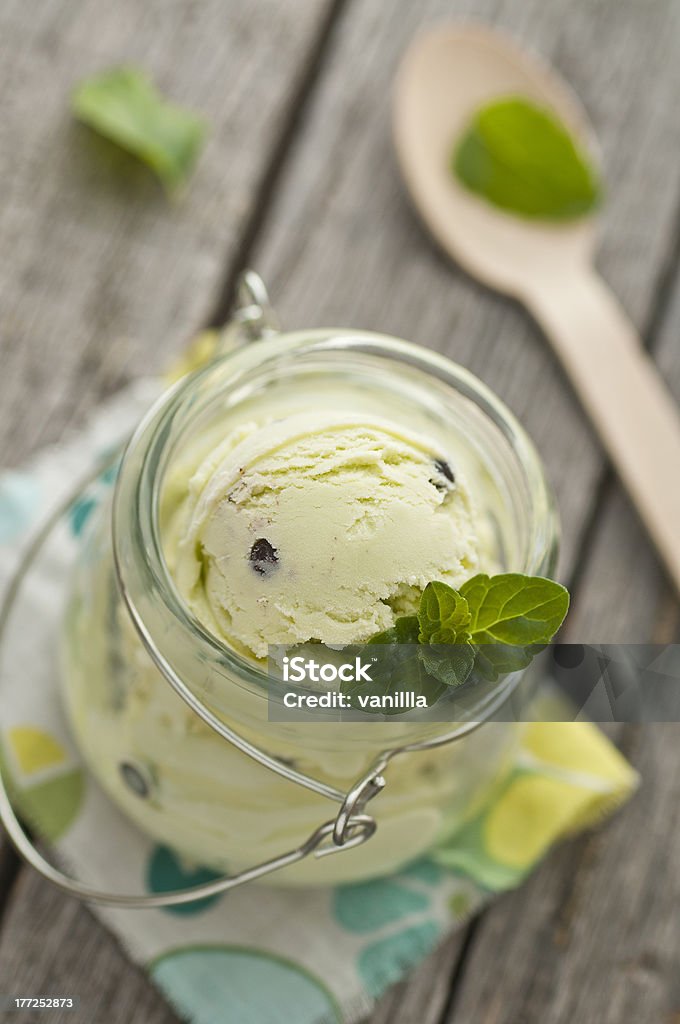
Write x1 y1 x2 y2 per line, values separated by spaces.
150 946 340 1024
0 473 41 543
333 879 429 934
398 857 443 886
98 461 120 486
358 922 440 997
146 845 224 916
69 495 97 537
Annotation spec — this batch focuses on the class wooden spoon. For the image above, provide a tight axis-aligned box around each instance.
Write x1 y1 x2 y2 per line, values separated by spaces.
393 23 680 594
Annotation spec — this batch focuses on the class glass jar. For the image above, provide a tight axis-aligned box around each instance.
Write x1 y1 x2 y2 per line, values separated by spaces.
60 325 558 886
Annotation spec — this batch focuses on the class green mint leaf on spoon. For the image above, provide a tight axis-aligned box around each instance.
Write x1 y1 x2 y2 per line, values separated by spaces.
73 66 207 193
452 97 601 221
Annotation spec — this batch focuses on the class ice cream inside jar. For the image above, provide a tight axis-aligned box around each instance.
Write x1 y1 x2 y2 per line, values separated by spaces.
62 327 558 885
166 411 486 659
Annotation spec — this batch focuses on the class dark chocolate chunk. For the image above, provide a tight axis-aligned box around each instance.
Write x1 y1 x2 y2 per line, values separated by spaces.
434 458 455 483
119 760 151 798
430 458 456 492
250 538 279 576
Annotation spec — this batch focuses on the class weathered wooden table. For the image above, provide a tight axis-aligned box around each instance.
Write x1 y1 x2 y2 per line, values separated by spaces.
1 0 679 1021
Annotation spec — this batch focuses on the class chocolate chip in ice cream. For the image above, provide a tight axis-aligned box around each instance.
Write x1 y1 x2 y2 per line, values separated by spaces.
250 538 279 576
434 458 455 482
430 458 455 491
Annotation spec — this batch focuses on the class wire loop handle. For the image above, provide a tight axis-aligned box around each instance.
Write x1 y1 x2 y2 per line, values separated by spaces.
0 272 485 907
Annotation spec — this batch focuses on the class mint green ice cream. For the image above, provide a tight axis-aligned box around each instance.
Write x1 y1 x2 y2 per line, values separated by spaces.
163 411 485 658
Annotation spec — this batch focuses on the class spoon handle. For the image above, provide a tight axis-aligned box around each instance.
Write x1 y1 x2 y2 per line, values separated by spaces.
525 268 680 594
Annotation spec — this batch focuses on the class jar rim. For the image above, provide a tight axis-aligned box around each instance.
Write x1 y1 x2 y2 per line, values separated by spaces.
113 328 559 707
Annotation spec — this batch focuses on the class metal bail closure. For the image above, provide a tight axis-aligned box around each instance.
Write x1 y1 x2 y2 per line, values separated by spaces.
0 269 490 908
332 763 387 847
216 269 281 352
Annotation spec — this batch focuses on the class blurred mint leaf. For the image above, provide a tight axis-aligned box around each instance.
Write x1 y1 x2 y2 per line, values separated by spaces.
468 641 539 683
73 66 207 192
367 615 420 645
452 97 601 220
419 644 475 689
417 581 472 645
340 640 447 717
460 573 570 646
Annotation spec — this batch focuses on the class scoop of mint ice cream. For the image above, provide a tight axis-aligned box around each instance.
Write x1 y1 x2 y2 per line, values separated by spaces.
164 412 484 659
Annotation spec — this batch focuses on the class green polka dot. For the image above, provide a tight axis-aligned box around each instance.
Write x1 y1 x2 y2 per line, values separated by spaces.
435 842 524 891
333 879 429 934
150 946 340 1024
358 922 440 998
448 890 473 919
0 728 85 842
432 768 529 891
69 495 97 536
398 857 443 886
147 845 223 916
98 461 120 486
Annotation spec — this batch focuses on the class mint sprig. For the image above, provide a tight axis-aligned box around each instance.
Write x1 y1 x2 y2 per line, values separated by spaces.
349 573 569 710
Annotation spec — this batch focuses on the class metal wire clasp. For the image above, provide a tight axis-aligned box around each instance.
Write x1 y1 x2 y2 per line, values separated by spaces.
0 270 489 908
332 763 387 846
216 270 281 351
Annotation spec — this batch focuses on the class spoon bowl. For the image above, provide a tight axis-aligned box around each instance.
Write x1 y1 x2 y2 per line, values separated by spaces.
393 24 598 298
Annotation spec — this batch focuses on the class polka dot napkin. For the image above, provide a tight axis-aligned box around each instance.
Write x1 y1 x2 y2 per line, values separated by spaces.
0 379 637 1024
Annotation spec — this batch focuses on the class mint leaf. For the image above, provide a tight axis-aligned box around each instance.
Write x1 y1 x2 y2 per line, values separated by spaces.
452 97 601 221
361 608 472 707
73 66 207 192
341 639 447 717
361 574 569 701
416 581 474 688
460 573 569 645
418 581 472 645
467 642 538 684
419 644 475 689
368 615 420 645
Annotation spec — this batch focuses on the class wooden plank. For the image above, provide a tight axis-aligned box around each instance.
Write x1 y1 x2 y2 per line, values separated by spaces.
0 0 335 467
426 114 680 1024
0 0 340 1019
0 869 178 1023
365 932 466 1024
420 252 680 1024
241 0 680 1021
251 0 680 578
444 172 680 1024
1 0 679 1022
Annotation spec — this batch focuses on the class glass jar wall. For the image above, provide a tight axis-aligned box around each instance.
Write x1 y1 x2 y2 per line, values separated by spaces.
61 330 558 885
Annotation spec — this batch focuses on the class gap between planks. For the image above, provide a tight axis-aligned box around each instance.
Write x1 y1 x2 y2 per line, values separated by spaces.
206 0 352 329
